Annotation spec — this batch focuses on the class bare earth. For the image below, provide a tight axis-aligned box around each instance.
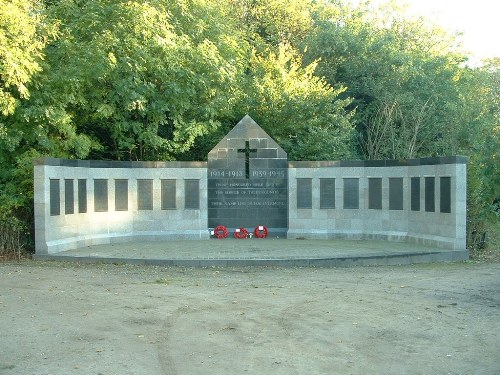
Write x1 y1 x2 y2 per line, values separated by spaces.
0 260 499 375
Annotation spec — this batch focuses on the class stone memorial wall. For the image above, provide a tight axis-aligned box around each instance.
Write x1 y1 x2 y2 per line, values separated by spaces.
34 116 467 254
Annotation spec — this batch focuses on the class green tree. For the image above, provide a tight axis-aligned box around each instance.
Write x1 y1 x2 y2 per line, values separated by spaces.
0 0 51 117
14 0 246 162
236 44 356 160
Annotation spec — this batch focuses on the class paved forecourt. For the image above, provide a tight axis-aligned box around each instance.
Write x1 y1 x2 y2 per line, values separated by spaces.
34 239 468 267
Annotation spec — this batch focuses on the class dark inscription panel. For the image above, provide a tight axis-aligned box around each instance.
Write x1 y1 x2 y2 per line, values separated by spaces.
94 179 108 212
297 178 312 209
161 179 176 209
138 179 153 210
320 178 335 209
425 177 435 212
343 178 359 209
50 179 60 216
411 177 420 211
185 179 200 209
368 178 382 209
389 177 404 210
115 179 128 211
440 177 451 213
64 179 74 215
78 179 87 213
208 167 288 233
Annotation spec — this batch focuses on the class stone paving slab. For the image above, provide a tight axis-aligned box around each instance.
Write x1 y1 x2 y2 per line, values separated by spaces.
34 239 469 267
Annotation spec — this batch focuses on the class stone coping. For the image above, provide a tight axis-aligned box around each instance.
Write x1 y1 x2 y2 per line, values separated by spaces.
33 158 207 168
288 156 467 168
34 156 467 169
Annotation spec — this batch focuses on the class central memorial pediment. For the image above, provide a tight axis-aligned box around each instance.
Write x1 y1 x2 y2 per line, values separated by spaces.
207 115 288 237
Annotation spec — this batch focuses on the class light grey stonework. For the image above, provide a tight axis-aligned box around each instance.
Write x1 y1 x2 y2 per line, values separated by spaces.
34 161 209 254
287 161 466 250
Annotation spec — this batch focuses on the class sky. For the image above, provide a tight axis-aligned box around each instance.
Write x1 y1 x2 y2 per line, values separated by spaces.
353 0 499 61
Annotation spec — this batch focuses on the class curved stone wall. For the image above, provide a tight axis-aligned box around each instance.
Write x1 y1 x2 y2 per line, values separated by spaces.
34 156 466 254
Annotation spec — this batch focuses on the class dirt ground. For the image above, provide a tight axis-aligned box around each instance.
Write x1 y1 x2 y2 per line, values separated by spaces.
0 260 499 375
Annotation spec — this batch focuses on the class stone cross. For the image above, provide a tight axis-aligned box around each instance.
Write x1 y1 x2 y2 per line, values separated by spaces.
238 141 257 179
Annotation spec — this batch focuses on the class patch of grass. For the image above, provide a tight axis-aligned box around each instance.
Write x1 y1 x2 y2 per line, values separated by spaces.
470 220 500 262
154 277 173 285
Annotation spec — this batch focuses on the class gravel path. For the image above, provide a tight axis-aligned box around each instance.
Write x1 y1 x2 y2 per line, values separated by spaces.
1 260 499 375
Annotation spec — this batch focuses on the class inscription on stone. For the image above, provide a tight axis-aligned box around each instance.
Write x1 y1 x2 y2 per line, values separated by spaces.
94 179 108 212
65 179 74 215
389 177 403 210
320 178 335 209
425 177 435 212
368 178 382 210
115 179 128 211
78 179 87 213
440 177 451 213
207 116 288 236
50 179 60 216
411 177 420 211
161 179 176 209
185 179 200 209
343 178 359 209
297 178 312 209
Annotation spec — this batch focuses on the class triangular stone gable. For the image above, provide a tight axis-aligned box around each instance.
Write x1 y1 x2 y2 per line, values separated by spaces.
208 115 287 161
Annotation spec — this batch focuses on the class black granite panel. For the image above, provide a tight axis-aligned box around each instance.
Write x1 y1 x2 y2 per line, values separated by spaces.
227 138 245 149
161 179 176 209
365 160 386 167
425 177 435 212
385 159 408 167
297 178 312 209
288 161 341 168
78 179 87 213
249 139 268 149
343 178 359 209
64 179 74 215
411 177 420 211
250 159 269 169
441 156 467 164
50 179 60 216
207 117 288 233
227 159 245 170
61 159 79 167
320 178 335 209
368 178 382 209
339 160 365 167
115 179 128 211
185 179 200 209
420 157 441 165
207 173 288 228
94 179 108 212
257 149 278 158
207 159 228 169
389 177 404 210
440 177 451 213
407 159 421 166
137 179 153 210
217 149 228 158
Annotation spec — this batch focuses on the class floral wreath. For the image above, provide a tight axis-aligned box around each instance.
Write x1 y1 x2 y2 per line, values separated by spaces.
254 225 268 238
234 227 249 239
214 225 228 239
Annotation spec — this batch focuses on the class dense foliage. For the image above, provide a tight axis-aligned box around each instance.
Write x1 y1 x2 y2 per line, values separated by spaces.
0 0 498 254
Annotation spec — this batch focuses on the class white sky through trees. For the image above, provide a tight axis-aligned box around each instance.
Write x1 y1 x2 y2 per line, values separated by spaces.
351 0 499 62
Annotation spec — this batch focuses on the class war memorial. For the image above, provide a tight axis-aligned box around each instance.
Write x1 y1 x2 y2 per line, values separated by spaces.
33 116 468 265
